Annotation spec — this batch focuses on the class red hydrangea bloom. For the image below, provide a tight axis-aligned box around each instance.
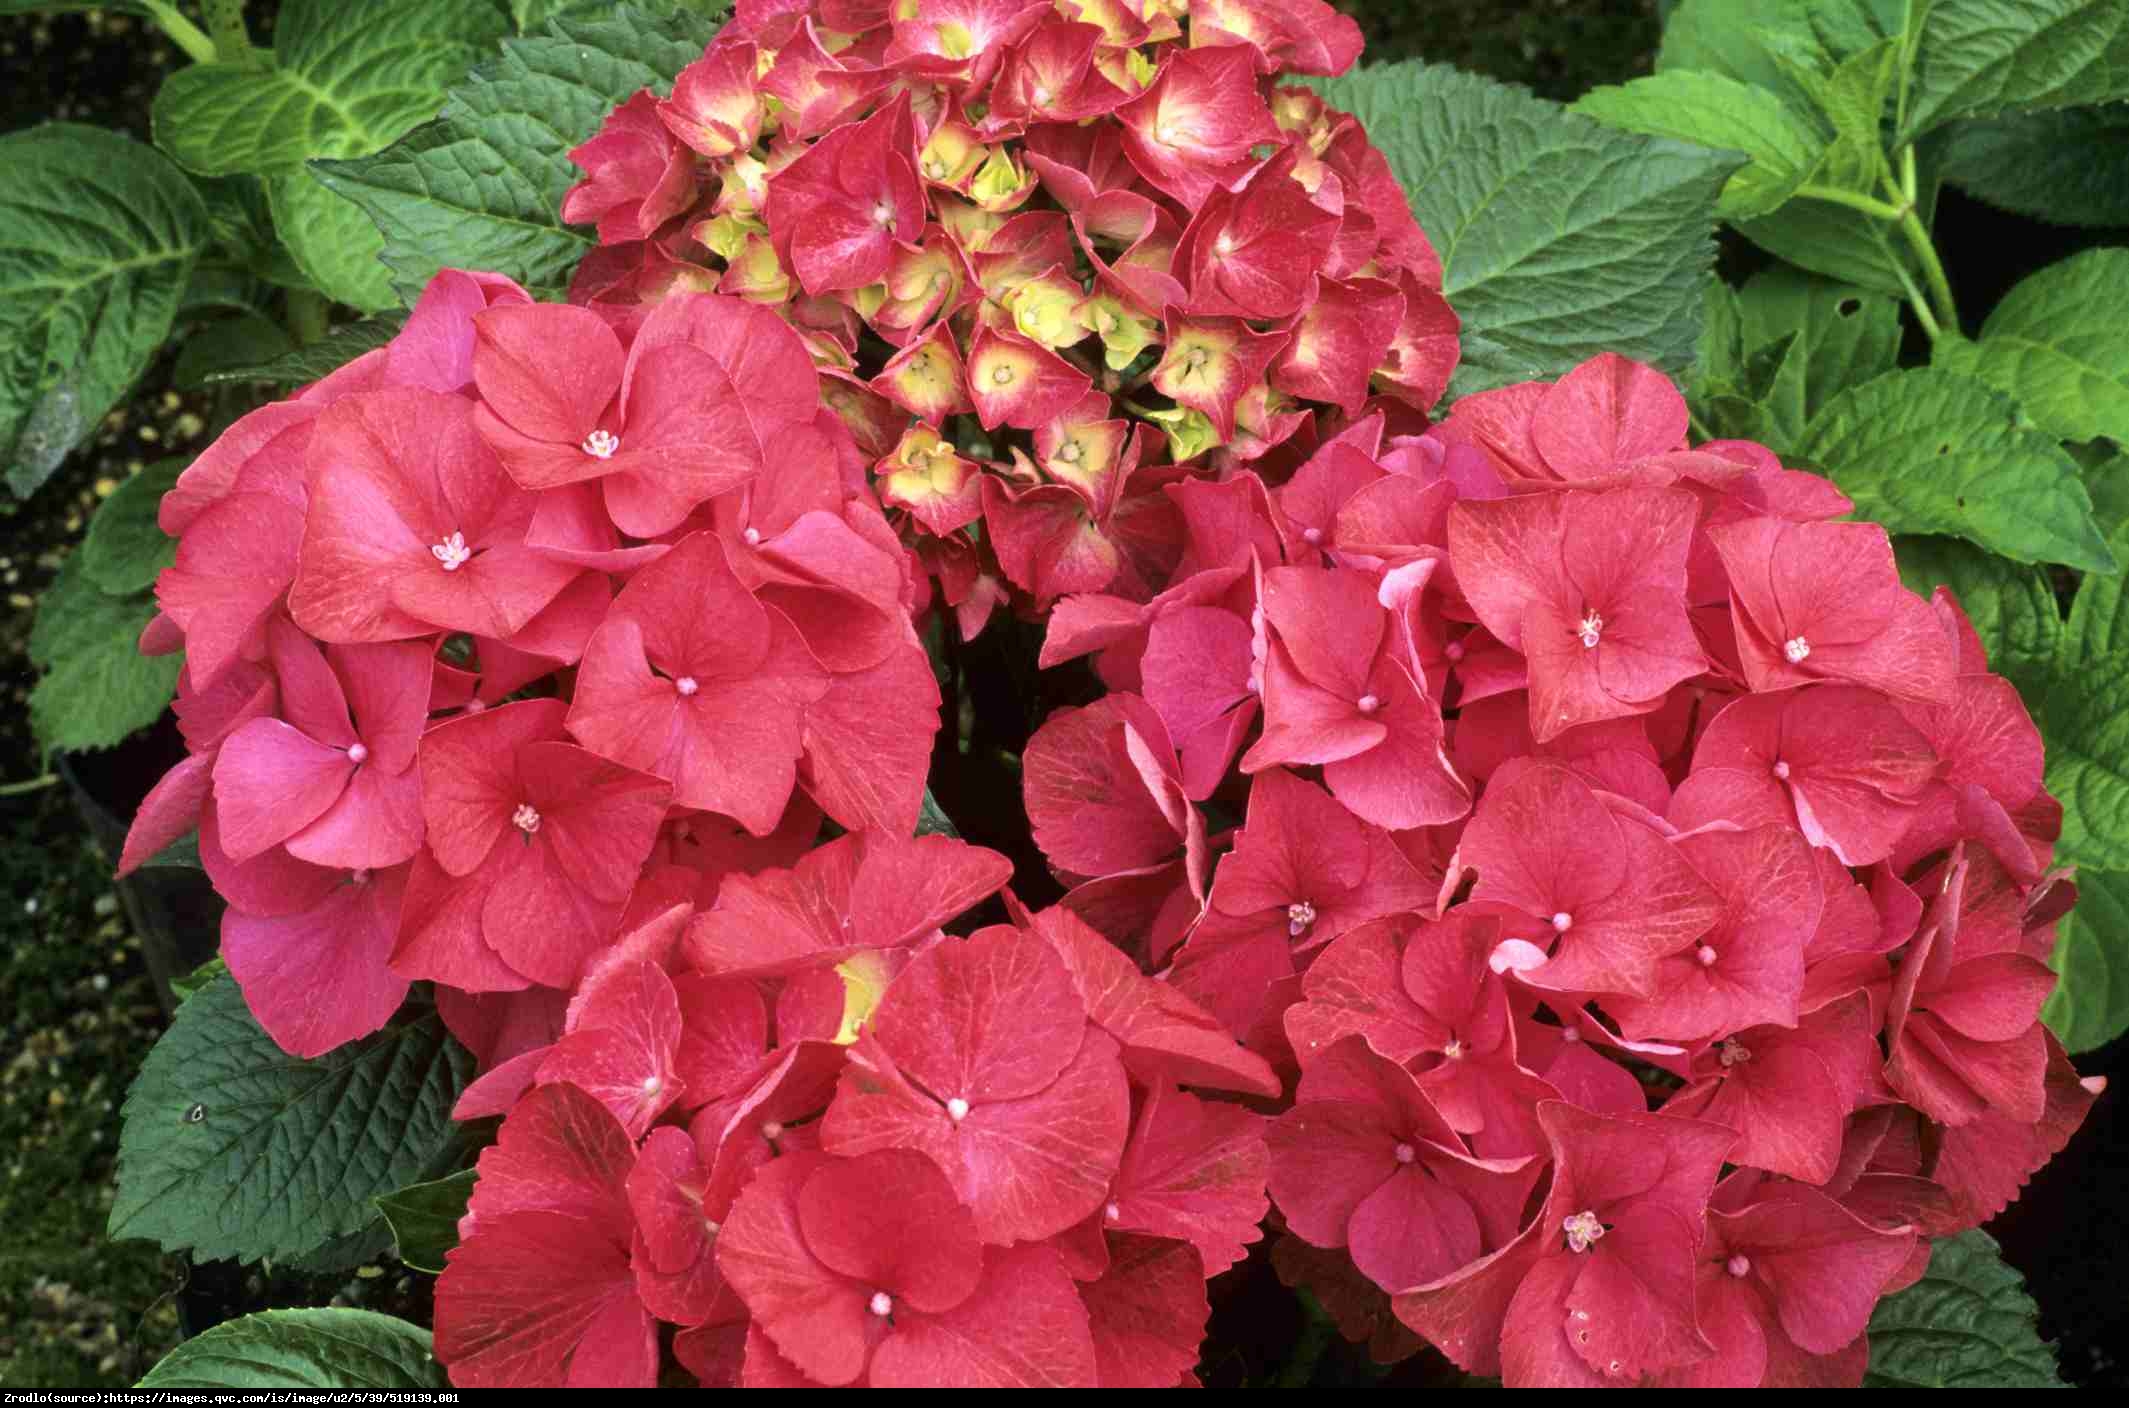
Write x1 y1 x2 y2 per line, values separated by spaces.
435 1083 657 1388
567 531 827 833
1395 1102 1735 1386
396 698 670 990
821 925 1132 1245
717 1149 1097 1387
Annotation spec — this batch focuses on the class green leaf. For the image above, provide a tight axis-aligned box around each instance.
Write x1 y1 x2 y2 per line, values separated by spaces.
1572 70 1829 218
1305 62 1741 397
1657 0 1905 98
109 974 473 1264
1734 267 1903 451
152 0 511 178
150 0 511 311
1903 0 2129 140
169 955 226 1004
80 458 186 595
172 313 299 390
136 1309 447 1389
2043 867 2129 1052
2023 648 2129 866
27 555 184 757
1863 1229 2065 1387
1894 534 2064 670
1943 105 2129 227
1 125 209 499
376 1168 478 1274
314 3 728 302
1933 248 2129 443
2064 454 2129 660
204 312 410 389
142 830 204 873
1795 367 2117 572
268 170 401 313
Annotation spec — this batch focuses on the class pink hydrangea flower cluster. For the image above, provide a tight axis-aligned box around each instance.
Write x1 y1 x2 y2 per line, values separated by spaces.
123 266 1279 1386
1018 348 2105 1387
560 0 1455 634
116 0 2104 1390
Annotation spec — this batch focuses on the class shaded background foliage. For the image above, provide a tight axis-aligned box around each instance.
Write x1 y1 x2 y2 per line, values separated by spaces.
2 0 2122 1391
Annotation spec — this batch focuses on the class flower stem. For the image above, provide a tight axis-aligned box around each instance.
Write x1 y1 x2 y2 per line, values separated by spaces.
141 2 217 64
1796 184 1908 222
0 773 58 798
1897 205 1960 335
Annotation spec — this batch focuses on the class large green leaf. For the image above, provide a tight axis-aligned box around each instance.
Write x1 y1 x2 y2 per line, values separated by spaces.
151 0 511 179
137 1309 447 1389
1572 70 1829 219
2023 648 2129 866
1 125 209 499
1863 1230 2065 1387
314 3 728 302
1893 534 2064 671
375 1168 477 1275
1657 0 1905 98
2043 867 2129 1052
150 0 511 311
204 312 410 389
109 975 473 1264
1306 63 1740 398
157 10 495 308
2064 453 2129 660
1734 267 1903 450
1943 105 2129 227
1933 248 2129 443
79 457 186 596
1903 0 2129 139
26 554 183 757
1795 367 2116 572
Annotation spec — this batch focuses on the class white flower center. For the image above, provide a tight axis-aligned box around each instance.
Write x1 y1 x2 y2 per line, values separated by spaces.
1356 693 1381 714
1784 635 1811 664
1214 233 1236 257
1563 1210 1606 1254
675 676 700 697
582 429 620 460
1552 911 1573 932
991 365 1014 386
512 803 541 834
642 1075 661 1094
1392 1142 1416 1165
1301 526 1323 545
870 1291 894 1317
1719 1037 1752 1067
1104 1201 1121 1222
1442 1038 1465 1061
347 742 369 765
1287 900 1317 937
349 868 372 886
1726 1254 1752 1278
431 531 472 572
872 201 896 229
761 1120 785 1141
742 526 761 545
1773 760 1792 781
946 1096 971 1122
1696 944 1719 967
1032 83 1054 105
1576 611 1604 649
